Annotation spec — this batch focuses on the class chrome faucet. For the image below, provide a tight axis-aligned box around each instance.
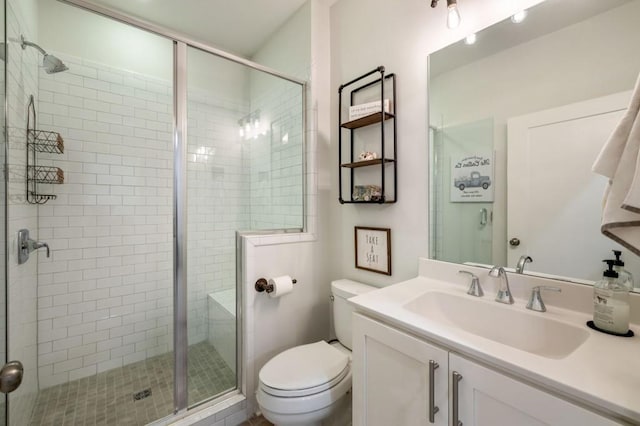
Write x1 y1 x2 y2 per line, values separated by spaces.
458 270 483 297
516 255 533 274
526 286 561 312
489 266 514 304
17 229 50 265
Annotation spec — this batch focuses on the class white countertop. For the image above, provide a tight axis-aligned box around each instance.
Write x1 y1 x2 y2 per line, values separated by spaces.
348 259 640 424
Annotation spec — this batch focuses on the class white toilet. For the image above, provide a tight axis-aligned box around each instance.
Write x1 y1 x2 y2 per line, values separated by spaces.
256 279 376 426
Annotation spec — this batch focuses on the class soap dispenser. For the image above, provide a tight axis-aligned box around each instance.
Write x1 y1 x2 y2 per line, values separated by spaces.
612 250 634 290
593 260 631 335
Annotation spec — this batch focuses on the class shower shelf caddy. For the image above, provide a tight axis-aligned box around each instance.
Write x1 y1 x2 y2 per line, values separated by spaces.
26 94 64 204
338 66 397 204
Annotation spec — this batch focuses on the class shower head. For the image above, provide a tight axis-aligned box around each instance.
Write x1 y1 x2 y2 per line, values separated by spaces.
42 54 69 74
20 35 68 74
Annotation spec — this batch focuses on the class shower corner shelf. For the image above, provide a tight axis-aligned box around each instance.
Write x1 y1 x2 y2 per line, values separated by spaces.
26 94 65 204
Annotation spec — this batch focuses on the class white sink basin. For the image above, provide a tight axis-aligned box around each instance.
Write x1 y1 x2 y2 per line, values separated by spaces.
403 291 589 359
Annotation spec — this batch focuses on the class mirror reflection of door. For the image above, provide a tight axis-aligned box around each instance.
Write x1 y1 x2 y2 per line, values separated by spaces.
507 91 637 282
431 119 493 265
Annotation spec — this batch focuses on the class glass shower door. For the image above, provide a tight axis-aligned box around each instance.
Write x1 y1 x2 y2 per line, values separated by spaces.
0 0 7 423
432 119 494 265
185 45 304 407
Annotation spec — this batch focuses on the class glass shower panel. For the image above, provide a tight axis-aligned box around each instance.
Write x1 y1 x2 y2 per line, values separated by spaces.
185 47 243 407
246 67 304 231
185 46 304 406
0 0 6 423
5 0 175 423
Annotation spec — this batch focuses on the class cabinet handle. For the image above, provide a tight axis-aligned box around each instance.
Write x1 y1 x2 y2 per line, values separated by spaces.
452 371 463 426
428 360 439 423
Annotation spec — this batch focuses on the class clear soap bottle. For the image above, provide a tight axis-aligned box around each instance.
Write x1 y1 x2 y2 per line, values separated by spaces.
612 250 635 290
593 260 630 335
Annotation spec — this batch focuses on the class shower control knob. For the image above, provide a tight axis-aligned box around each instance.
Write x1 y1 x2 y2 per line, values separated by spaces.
509 238 521 247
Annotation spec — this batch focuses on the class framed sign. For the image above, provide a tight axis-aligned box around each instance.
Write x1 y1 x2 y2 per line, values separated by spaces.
355 226 391 275
450 153 494 203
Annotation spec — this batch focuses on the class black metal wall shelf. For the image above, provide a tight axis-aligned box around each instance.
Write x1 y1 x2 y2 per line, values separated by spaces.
341 158 395 169
338 66 397 204
341 112 395 130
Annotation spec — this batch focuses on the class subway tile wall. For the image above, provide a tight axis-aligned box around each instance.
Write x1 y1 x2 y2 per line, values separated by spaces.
35 52 175 388
249 79 304 230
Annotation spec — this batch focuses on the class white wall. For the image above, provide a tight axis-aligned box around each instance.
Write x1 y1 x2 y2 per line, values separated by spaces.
329 0 545 285
430 1 640 266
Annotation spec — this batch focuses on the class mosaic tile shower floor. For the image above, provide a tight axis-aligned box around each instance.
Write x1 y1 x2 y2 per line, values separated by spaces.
29 342 235 426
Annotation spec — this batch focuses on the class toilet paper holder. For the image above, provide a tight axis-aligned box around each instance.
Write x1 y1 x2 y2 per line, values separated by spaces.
255 277 297 293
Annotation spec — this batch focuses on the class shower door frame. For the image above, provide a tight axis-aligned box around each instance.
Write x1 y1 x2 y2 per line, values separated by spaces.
54 0 307 416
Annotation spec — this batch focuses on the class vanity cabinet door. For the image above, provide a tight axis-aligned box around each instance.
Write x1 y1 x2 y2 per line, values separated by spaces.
352 314 448 426
449 354 622 426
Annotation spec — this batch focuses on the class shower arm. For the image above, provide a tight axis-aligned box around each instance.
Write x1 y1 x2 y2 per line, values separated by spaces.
20 35 47 56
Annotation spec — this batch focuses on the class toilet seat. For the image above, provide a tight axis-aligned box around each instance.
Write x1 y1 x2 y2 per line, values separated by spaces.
259 341 350 398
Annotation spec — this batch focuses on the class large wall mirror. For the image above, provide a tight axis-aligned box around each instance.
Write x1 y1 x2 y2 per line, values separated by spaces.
428 0 640 290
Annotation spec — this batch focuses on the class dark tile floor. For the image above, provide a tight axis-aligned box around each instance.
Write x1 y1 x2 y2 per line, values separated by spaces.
29 342 235 426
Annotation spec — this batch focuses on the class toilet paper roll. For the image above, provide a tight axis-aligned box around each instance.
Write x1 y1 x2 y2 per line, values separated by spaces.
268 275 294 298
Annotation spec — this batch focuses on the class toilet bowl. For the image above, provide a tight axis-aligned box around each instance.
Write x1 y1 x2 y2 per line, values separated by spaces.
256 280 376 426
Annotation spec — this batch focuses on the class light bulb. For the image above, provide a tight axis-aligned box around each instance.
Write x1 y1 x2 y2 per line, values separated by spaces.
464 33 476 45
446 1 461 29
511 9 527 24
254 118 260 129
239 127 244 137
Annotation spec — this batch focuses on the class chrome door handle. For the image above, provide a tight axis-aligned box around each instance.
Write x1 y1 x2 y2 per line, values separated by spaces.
452 371 463 426
480 208 487 226
0 361 23 393
428 360 439 423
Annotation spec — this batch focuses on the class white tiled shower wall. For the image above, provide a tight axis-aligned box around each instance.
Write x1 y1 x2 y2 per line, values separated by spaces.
34 50 303 387
35 52 175 388
249 79 304 230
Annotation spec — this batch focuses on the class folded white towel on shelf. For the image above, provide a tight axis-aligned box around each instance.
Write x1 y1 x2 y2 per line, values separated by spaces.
592 72 640 255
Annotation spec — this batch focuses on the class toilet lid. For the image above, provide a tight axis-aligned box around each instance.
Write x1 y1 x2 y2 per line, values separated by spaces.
259 341 349 393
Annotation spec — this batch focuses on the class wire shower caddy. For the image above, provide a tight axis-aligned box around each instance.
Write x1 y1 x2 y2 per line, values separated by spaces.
26 94 64 204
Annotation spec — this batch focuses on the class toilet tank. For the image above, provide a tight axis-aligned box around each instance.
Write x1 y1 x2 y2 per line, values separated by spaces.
331 279 377 350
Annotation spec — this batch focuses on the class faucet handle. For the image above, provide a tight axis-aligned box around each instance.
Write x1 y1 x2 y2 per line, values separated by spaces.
526 286 561 312
458 270 484 297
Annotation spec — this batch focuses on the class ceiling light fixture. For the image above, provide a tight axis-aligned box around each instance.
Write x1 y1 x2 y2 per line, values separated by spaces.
430 0 461 29
464 33 477 45
446 0 461 29
511 9 527 23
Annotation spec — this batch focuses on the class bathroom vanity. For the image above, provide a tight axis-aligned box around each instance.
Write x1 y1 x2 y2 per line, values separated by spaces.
349 259 640 425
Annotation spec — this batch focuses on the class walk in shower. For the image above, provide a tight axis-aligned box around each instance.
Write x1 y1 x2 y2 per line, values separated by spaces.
1 0 305 424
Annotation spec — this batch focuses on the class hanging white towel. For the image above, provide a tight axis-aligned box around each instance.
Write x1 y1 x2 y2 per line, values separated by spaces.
592 72 640 255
